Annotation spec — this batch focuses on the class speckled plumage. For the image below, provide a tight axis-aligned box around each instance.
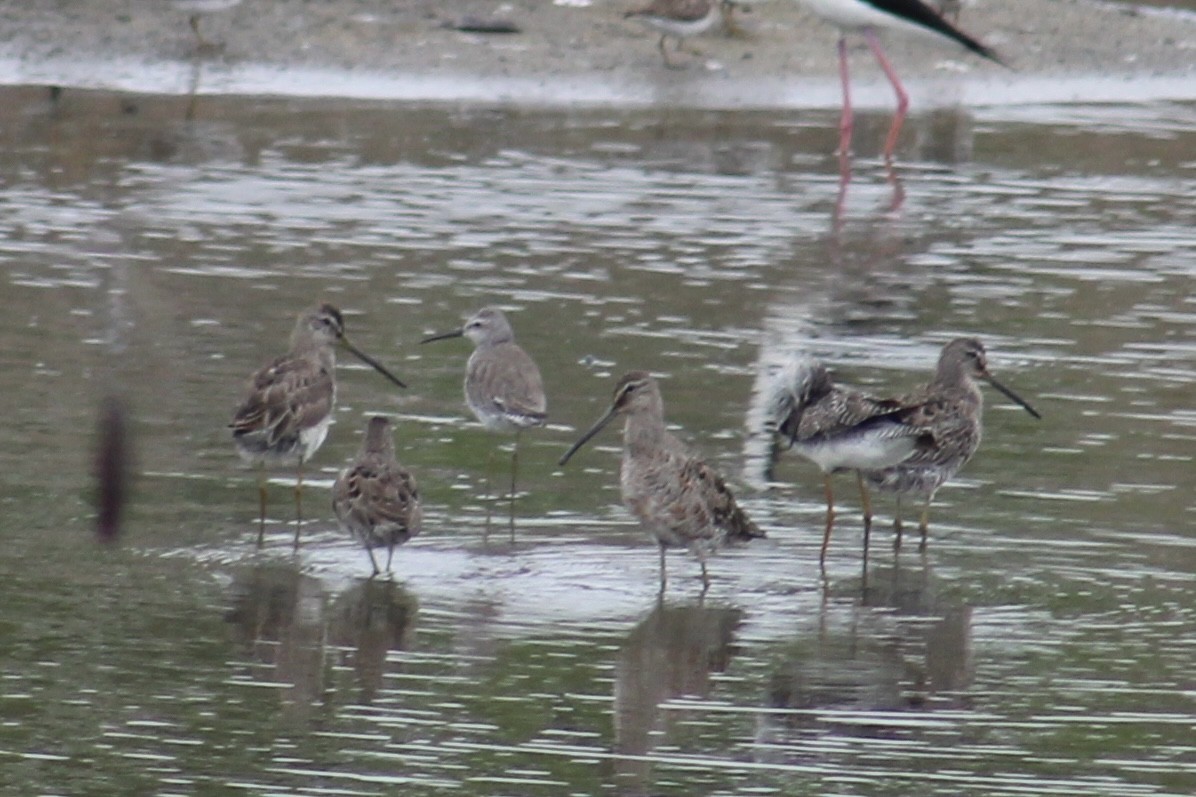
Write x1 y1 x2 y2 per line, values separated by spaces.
333 416 422 576
231 305 341 468
860 338 1040 549
422 307 546 541
560 371 763 590
231 303 405 548
766 355 924 563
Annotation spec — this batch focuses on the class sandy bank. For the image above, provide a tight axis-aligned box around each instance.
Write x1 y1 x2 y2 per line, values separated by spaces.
0 0 1194 107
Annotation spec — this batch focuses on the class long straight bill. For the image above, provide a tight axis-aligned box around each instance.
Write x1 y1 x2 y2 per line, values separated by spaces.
985 374 1040 419
559 406 619 466
420 328 464 344
342 337 406 389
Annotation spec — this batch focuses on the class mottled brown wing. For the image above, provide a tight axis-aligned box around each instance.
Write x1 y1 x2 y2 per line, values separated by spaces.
888 393 976 468
334 456 421 533
467 343 547 423
790 385 909 442
678 455 764 542
231 354 334 443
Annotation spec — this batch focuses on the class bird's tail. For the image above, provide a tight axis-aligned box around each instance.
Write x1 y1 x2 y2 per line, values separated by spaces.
909 2 1010 68
762 356 829 437
727 499 766 542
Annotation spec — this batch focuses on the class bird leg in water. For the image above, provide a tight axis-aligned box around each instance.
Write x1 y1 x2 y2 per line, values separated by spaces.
819 474 836 566
858 471 873 561
857 471 874 526
918 497 933 552
658 544 668 593
293 458 305 551
836 36 854 157
482 447 496 542
256 462 268 547
864 29 910 160
508 430 521 544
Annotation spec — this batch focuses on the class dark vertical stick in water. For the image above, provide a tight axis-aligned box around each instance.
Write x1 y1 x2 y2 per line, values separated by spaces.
95 395 130 543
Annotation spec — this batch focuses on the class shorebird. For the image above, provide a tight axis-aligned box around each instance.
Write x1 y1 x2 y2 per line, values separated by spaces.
559 371 764 591
421 307 546 542
765 355 924 564
860 338 1040 550
230 303 406 549
791 0 1004 158
171 0 243 51
625 0 723 68
333 416 422 576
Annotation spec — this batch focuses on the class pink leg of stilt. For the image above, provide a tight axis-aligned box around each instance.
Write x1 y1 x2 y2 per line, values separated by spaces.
836 36 853 157
864 29 909 160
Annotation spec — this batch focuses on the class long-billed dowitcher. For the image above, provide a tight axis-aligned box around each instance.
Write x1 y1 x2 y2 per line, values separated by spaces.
625 0 723 68
765 356 924 565
230 303 406 549
332 416 422 576
860 337 1040 550
559 371 764 591
421 307 546 542
791 0 1004 158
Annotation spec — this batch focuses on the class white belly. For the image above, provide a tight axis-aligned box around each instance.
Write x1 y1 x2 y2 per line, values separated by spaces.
795 432 916 474
299 415 332 462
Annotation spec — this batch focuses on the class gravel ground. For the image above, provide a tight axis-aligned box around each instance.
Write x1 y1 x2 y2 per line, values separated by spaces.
0 1 1194 105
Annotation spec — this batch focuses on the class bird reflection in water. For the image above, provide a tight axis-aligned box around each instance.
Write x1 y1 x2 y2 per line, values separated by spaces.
224 564 418 721
223 563 327 725
327 579 418 704
756 558 972 757
832 158 906 245
613 599 744 794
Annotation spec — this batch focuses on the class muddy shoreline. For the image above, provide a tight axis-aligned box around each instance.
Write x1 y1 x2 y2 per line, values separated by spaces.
0 1 1194 107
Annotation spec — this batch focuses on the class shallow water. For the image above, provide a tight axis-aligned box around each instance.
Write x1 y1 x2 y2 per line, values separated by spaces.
0 85 1193 795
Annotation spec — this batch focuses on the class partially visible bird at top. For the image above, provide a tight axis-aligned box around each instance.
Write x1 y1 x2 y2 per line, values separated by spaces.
790 0 1006 159
625 0 724 68
171 0 244 52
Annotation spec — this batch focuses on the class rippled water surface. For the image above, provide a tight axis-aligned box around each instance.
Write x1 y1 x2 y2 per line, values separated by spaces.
1 85 1193 795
